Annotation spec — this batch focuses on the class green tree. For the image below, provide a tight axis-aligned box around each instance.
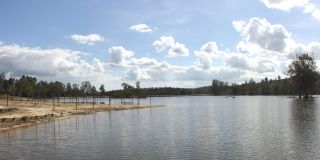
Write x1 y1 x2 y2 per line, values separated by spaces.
65 83 72 97
80 81 92 103
37 81 48 99
287 53 319 98
121 83 134 98
0 73 5 93
136 81 141 104
99 84 106 96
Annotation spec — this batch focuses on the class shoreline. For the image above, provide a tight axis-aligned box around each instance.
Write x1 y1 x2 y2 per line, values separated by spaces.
0 101 164 133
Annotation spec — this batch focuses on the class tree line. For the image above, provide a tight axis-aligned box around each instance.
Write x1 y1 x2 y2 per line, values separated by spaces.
0 53 318 99
107 53 320 98
0 75 107 101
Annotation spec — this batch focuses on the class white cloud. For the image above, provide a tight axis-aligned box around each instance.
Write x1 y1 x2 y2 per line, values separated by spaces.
304 3 320 21
194 41 225 70
255 59 276 73
0 43 112 84
153 36 189 57
260 0 309 11
168 42 189 57
199 41 221 54
129 24 153 33
127 57 159 67
234 17 292 52
152 36 175 52
126 66 151 80
194 52 212 70
225 55 251 70
232 20 247 32
108 46 134 65
4 14 320 89
69 34 104 45
260 0 320 21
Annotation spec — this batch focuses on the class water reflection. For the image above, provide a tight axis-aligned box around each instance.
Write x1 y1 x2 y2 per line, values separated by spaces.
1 96 320 159
289 98 320 159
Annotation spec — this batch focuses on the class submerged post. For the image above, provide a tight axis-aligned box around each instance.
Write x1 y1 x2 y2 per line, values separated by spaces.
92 96 95 109
149 87 151 107
109 96 111 111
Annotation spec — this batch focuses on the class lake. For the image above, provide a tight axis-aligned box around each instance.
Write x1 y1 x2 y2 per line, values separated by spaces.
1 96 320 159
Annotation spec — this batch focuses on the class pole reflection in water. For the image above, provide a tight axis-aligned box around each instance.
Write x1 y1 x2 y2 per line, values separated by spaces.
109 111 112 137
75 116 79 132
2 96 320 159
53 121 56 139
35 124 38 144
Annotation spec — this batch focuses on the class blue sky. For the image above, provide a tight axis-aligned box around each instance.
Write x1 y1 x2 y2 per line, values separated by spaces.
0 0 320 90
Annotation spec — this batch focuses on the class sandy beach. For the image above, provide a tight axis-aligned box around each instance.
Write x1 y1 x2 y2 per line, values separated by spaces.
0 98 163 132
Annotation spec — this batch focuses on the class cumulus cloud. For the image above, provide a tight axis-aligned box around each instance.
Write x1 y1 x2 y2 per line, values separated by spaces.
260 0 320 21
232 20 247 32
126 66 151 80
152 36 175 52
127 57 159 67
4 14 320 89
108 46 134 65
303 3 320 21
194 42 224 70
255 59 276 73
153 36 189 57
225 55 251 70
233 17 291 53
168 42 189 57
0 44 108 80
69 34 104 45
129 24 153 33
260 0 308 11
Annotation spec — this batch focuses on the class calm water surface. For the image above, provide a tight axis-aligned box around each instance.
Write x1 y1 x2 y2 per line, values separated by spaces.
1 96 320 160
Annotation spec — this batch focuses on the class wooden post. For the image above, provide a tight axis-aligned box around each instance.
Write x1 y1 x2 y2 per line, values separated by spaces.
6 93 8 107
92 96 95 109
52 97 55 111
109 96 111 111
149 87 151 107
52 87 55 111
76 97 78 110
